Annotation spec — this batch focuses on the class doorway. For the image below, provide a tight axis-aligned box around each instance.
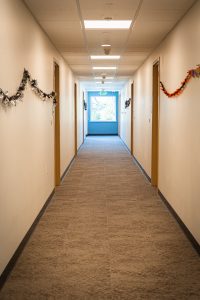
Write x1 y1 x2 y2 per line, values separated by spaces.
131 82 134 156
151 60 160 187
74 83 77 155
54 62 60 186
83 91 85 142
88 91 118 135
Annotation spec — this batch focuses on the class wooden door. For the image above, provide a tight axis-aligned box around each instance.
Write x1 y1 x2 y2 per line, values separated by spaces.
131 82 134 156
74 83 77 156
83 91 85 143
54 62 60 186
151 61 160 187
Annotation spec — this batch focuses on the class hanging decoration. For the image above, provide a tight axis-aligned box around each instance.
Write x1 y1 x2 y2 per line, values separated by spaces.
0 69 56 106
160 65 200 98
83 100 87 111
125 98 131 109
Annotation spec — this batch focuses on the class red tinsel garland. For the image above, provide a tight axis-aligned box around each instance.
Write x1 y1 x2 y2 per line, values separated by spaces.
160 65 200 98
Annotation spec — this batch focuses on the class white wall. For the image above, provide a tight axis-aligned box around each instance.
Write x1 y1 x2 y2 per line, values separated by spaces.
0 0 76 275
76 83 85 150
60 67 75 176
120 1 200 244
84 92 88 138
76 85 88 148
120 81 132 150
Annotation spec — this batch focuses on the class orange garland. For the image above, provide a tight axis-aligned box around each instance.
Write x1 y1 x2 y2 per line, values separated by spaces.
160 65 200 98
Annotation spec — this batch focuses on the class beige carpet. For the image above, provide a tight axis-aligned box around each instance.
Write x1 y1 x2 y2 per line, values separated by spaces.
1 136 200 299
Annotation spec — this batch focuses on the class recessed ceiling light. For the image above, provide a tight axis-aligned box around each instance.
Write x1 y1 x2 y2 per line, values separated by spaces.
93 66 117 70
91 55 120 60
84 20 132 29
94 77 114 79
101 44 111 47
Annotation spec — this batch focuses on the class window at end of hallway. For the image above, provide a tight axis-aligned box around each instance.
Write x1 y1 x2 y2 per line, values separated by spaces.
90 96 116 122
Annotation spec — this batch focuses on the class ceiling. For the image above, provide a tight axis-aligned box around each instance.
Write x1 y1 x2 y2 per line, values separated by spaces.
24 0 195 90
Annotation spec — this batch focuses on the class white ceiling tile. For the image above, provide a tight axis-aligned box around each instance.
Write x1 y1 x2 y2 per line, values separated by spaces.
25 0 79 21
79 0 141 19
62 53 90 65
24 0 196 80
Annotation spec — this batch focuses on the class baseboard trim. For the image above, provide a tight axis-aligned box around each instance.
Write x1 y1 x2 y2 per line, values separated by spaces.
77 140 85 152
61 142 84 183
158 190 200 256
120 136 199 255
120 138 131 154
133 155 151 183
61 156 75 182
119 137 151 183
0 188 55 290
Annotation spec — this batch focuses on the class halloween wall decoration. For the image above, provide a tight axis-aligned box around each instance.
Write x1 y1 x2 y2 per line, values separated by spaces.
0 69 56 106
83 100 87 111
160 65 200 98
125 98 131 109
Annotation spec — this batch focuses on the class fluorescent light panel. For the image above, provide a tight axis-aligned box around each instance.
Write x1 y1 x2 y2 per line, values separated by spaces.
96 82 113 84
91 55 120 60
93 66 117 70
94 77 114 79
84 20 132 29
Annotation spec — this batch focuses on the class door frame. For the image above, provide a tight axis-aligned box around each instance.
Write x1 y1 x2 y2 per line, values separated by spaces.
74 83 77 156
131 82 134 156
54 62 60 186
151 59 160 187
83 91 85 142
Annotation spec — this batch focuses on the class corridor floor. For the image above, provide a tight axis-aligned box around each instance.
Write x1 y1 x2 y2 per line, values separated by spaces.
1 136 200 299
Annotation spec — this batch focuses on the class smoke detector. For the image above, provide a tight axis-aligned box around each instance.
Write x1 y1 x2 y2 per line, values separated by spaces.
104 17 113 21
104 47 111 55
101 44 111 55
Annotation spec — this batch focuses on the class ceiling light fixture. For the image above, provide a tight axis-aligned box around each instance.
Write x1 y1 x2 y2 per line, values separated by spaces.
93 66 117 70
84 20 132 29
100 44 112 55
101 44 111 47
96 81 113 84
91 55 120 60
94 77 114 79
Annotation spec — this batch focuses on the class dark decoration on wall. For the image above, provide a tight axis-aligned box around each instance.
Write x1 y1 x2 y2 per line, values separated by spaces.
0 69 56 106
125 98 131 109
160 65 200 98
83 100 87 110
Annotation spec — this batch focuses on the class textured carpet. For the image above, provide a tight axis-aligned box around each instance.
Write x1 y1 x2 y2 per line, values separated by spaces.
1 136 200 300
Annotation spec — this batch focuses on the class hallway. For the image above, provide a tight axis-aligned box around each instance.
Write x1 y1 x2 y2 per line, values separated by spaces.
1 136 200 299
